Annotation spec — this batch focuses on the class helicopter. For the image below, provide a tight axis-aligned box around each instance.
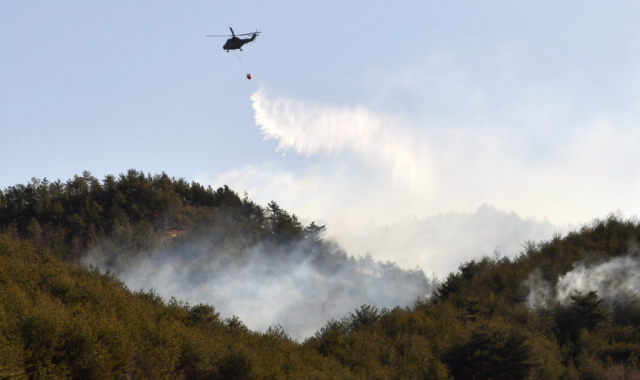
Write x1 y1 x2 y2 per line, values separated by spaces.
206 27 261 52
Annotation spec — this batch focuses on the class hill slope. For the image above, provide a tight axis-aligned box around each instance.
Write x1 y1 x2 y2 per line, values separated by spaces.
2 170 640 379
0 233 357 379
0 169 432 340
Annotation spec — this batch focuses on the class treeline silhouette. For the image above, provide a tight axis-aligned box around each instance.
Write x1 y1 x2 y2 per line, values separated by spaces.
0 169 322 260
2 170 640 379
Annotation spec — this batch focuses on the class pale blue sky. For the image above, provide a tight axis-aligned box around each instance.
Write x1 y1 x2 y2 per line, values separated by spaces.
3 1 640 274
2 1 638 185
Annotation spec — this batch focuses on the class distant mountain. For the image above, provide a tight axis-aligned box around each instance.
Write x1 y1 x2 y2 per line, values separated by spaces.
2 170 640 379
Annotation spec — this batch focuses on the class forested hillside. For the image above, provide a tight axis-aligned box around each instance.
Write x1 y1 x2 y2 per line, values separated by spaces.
0 169 432 340
2 170 640 379
0 169 317 260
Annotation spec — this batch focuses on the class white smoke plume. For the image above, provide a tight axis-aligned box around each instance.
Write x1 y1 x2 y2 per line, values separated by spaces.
83 239 432 341
203 165 564 279
249 83 640 227
526 249 640 309
348 204 560 278
218 84 640 281
197 86 581 279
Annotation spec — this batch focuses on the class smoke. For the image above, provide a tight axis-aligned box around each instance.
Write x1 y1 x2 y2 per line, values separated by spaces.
347 204 560 278
197 85 582 279
526 248 640 309
83 238 432 341
248 86 640 226
182 54 640 336
198 83 640 281
202 165 566 279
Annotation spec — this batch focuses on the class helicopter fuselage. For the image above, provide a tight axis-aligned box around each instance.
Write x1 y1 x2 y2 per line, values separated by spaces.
223 34 257 51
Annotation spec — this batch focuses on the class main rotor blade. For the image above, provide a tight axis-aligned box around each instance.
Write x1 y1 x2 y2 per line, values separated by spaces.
230 27 235 36
205 29 260 37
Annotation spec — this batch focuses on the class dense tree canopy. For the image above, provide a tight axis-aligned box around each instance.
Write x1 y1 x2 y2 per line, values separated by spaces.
2 170 640 379
0 170 314 259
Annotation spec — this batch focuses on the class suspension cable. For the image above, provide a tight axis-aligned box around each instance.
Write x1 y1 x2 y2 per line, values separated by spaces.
233 50 252 79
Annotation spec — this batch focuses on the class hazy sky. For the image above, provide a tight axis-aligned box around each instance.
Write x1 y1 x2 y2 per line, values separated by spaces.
3 1 640 277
